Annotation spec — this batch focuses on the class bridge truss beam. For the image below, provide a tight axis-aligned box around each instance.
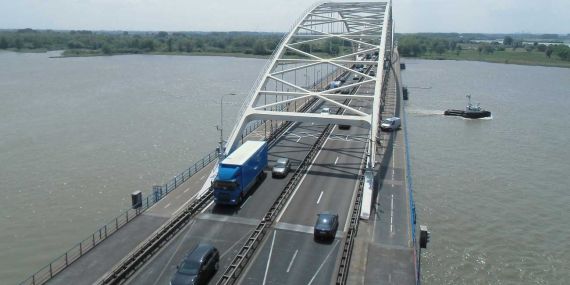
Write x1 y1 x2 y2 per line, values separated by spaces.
225 1 392 169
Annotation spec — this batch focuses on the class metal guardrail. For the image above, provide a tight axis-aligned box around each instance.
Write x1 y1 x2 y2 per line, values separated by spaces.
217 69 351 285
400 61 419 285
216 117 335 285
336 156 367 284
18 149 220 285
19 117 269 285
99 191 214 284
94 96 320 285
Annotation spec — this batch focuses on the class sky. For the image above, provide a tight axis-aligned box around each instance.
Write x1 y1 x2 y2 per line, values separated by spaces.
0 0 568 34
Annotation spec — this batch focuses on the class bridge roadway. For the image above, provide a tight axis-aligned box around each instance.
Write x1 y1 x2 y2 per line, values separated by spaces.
46 61 414 285
124 80 373 285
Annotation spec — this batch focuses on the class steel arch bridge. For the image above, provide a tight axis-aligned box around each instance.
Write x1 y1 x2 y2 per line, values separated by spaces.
225 1 393 170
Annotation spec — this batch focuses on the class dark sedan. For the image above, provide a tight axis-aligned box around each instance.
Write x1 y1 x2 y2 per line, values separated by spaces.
170 243 219 285
314 212 339 241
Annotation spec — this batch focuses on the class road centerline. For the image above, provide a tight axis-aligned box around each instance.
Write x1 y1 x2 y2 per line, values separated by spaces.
390 194 394 234
316 191 324 204
262 231 277 285
286 249 299 273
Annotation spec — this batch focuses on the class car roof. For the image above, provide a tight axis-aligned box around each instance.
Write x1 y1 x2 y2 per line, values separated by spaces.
318 212 337 218
384 117 400 121
186 243 215 262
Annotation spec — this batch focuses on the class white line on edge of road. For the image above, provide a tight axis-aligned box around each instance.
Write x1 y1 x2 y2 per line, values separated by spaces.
262 231 277 285
316 191 324 204
307 240 339 285
334 156 339 165
286 249 299 273
390 194 394 233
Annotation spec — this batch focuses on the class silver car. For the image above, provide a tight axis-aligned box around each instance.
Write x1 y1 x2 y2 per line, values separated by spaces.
272 158 291 178
380 117 401 131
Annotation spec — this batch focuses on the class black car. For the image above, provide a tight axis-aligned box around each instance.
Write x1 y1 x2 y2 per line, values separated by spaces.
341 88 351 94
314 212 339 241
171 243 220 285
338 124 351 130
369 71 376 76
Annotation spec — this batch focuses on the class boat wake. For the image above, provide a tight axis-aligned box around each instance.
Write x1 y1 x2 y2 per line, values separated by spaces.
406 108 444 116
463 115 493 120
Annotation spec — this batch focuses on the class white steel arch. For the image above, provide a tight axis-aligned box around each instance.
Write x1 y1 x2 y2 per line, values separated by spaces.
225 1 392 169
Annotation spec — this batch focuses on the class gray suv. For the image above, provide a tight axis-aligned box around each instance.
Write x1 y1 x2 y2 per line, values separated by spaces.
170 243 220 285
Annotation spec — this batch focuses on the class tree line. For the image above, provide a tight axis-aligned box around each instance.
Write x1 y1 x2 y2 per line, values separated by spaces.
0 29 352 57
0 29 283 55
397 34 570 61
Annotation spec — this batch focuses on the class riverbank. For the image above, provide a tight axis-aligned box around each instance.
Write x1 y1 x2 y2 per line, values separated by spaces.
51 50 270 59
414 49 570 68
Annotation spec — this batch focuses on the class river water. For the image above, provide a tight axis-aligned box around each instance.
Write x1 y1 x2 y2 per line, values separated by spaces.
1 52 569 284
403 59 570 284
0 51 265 284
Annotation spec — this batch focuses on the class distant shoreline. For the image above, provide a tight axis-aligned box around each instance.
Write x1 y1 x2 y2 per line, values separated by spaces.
407 51 570 69
3 48 569 69
49 51 270 59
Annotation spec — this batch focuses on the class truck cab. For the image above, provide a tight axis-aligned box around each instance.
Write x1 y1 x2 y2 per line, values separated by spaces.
213 141 268 205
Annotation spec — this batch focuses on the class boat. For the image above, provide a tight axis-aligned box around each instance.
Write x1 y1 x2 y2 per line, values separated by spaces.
444 94 491 119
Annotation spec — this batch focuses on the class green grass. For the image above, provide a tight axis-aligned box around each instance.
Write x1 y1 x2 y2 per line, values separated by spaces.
418 49 570 68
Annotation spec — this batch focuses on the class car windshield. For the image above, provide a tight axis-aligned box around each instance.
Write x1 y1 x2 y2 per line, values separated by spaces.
276 159 288 167
382 119 391 124
178 260 200 275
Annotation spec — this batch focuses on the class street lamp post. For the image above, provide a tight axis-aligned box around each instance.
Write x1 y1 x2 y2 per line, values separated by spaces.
218 92 236 161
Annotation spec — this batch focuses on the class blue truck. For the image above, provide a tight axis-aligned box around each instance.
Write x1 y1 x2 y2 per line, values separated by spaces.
213 140 268 205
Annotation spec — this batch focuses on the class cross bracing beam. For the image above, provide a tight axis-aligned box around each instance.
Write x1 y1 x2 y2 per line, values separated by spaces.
225 1 392 170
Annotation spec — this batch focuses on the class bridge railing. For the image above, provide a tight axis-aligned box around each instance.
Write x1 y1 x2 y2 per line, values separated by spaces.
19 118 269 285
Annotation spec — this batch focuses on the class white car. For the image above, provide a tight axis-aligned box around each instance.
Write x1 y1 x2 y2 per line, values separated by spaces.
321 107 330 115
380 117 401 131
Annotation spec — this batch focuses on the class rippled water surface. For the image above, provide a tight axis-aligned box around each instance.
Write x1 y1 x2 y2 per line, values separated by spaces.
0 51 265 283
403 59 570 284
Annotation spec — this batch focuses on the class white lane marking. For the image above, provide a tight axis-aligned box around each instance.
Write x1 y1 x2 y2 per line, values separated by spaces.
262 231 277 285
392 142 396 187
307 240 339 285
296 137 302 143
286 249 299 273
163 203 171 209
240 196 250 209
390 194 394 234
334 156 339 165
184 187 191 193
316 191 324 204
275 125 337 223
200 175 206 180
